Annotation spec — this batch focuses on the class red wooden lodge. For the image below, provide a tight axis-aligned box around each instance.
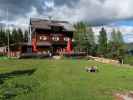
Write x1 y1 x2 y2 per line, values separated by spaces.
9 18 75 57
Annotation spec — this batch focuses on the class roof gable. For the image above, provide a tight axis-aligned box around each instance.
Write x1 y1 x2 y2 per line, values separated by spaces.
30 18 75 31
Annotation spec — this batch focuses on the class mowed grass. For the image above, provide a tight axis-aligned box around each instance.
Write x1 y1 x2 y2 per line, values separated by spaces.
0 59 133 100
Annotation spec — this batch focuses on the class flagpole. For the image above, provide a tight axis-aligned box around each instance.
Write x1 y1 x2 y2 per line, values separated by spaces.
29 17 31 43
6 8 10 58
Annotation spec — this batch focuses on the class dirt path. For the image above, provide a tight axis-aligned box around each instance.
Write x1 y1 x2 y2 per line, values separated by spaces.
115 92 133 100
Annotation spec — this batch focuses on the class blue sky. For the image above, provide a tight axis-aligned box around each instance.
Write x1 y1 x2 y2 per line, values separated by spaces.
110 20 133 26
110 20 133 43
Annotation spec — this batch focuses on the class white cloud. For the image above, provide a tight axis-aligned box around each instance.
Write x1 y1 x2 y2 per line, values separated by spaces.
44 0 54 8
1 0 133 25
2 0 133 26
44 0 133 24
104 0 133 19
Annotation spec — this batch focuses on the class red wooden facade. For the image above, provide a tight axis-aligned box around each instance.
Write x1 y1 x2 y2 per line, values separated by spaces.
28 18 74 54
9 18 75 57
32 32 73 54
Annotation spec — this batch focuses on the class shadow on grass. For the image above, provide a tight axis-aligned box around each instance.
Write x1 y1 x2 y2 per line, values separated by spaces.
0 68 37 100
0 68 36 84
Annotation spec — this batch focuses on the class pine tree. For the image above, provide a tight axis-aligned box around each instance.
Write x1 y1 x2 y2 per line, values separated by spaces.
23 30 28 42
0 28 8 46
110 29 117 42
74 22 96 54
117 30 124 44
74 22 87 51
85 27 96 55
116 30 125 61
98 27 108 57
108 29 125 61
17 28 23 43
11 28 18 44
0 28 4 46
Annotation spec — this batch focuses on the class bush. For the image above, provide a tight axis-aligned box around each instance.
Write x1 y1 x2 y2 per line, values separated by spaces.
124 55 133 65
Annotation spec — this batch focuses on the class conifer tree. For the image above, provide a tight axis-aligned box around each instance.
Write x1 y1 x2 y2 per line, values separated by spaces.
108 29 125 61
23 30 28 42
98 27 108 57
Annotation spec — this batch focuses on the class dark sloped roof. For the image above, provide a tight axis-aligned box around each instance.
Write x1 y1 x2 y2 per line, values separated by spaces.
30 18 75 31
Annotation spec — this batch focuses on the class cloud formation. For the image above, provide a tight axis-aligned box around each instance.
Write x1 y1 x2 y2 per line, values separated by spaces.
0 0 133 42
0 0 133 25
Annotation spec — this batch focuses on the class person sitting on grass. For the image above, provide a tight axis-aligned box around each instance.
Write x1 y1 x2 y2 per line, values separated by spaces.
85 66 98 72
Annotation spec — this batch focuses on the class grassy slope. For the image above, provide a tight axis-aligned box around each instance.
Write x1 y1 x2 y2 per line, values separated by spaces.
0 59 133 100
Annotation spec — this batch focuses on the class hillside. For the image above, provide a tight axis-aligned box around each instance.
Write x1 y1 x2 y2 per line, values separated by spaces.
0 59 133 100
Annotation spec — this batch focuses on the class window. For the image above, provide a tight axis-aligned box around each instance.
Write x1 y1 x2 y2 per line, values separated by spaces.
52 36 59 41
40 36 47 41
64 37 69 41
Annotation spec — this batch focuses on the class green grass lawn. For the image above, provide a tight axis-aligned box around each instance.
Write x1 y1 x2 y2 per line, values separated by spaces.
0 59 133 100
